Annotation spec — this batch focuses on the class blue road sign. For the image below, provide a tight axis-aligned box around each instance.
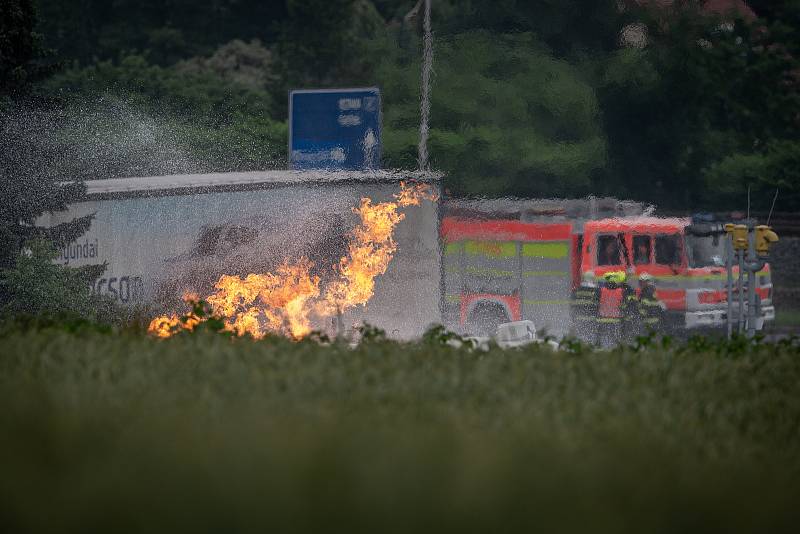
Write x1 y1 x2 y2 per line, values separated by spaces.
289 88 381 170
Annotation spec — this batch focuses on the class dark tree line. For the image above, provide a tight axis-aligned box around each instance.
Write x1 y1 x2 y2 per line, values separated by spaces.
2 0 798 316
2 0 800 212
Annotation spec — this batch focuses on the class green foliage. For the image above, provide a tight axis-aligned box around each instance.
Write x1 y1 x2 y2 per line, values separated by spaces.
0 312 114 336
42 53 276 122
276 0 384 89
34 52 288 175
558 335 592 355
594 5 800 209
0 107 95 270
705 140 800 206
432 0 626 57
179 115 288 172
33 0 289 66
14 0 800 211
0 0 56 103
356 322 389 343
375 30 606 196
0 240 109 319
0 328 799 532
179 299 231 337
421 323 463 345
176 39 278 91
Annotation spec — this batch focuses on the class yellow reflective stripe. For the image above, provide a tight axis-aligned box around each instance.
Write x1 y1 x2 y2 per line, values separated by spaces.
445 294 461 303
449 240 573 259
465 240 517 258
523 270 568 277
522 242 569 259
597 318 622 323
524 299 572 306
446 267 569 278
444 242 461 256
648 272 766 282
445 266 515 277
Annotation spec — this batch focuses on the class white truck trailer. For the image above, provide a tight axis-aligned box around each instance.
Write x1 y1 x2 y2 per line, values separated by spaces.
40 170 442 339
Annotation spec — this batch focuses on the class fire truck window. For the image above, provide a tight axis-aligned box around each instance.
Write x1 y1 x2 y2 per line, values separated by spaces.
633 235 651 264
597 235 622 266
655 235 681 266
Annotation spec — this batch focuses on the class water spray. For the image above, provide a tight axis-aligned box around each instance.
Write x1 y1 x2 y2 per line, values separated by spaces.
767 188 779 226
417 0 433 171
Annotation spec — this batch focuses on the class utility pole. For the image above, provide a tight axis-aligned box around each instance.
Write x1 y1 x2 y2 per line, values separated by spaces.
417 0 433 170
725 230 733 339
746 222 758 338
724 222 779 338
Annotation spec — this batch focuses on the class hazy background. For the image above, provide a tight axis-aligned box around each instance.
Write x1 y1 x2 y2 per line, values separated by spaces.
2 0 798 211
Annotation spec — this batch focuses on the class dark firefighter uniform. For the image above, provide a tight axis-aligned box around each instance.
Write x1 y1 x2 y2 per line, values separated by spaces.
571 272 599 341
636 273 664 333
595 271 636 346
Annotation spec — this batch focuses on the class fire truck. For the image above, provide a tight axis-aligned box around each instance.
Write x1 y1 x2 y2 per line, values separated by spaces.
440 198 774 338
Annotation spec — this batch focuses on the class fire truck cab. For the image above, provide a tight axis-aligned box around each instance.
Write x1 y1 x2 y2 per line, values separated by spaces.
579 217 774 332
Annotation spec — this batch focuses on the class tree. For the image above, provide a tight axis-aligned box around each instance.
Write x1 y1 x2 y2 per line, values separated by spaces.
0 106 107 313
429 0 626 58
33 0 289 66
374 31 606 197
0 1 104 315
38 44 287 175
273 0 385 110
0 0 55 104
699 7 800 209
0 109 95 269
594 2 800 210
0 240 110 319
43 52 276 124
176 39 277 91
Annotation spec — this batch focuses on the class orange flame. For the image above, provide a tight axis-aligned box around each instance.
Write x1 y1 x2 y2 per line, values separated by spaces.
207 260 320 339
147 181 437 340
147 293 203 338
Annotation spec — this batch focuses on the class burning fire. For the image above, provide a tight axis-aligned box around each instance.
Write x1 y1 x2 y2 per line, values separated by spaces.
147 293 203 338
148 181 437 339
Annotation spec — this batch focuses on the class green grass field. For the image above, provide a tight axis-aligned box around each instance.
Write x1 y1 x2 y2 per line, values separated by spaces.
1 326 799 533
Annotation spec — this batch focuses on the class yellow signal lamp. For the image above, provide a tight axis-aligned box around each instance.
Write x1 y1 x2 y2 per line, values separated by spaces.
755 225 779 257
732 224 749 251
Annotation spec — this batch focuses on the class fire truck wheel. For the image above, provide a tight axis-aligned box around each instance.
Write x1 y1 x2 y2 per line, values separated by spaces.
467 302 510 338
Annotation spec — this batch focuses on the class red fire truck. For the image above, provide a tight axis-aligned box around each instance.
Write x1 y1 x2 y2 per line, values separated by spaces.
440 199 774 338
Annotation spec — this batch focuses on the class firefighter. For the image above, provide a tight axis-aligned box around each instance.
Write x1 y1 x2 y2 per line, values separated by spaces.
636 272 664 334
595 270 635 347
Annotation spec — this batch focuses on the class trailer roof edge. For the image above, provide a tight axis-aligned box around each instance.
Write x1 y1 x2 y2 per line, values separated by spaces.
61 169 443 197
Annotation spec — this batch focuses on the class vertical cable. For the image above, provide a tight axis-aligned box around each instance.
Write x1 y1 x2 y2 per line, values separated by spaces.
417 0 433 170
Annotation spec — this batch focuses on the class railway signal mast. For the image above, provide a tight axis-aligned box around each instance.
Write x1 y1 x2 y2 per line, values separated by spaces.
723 195 780 338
